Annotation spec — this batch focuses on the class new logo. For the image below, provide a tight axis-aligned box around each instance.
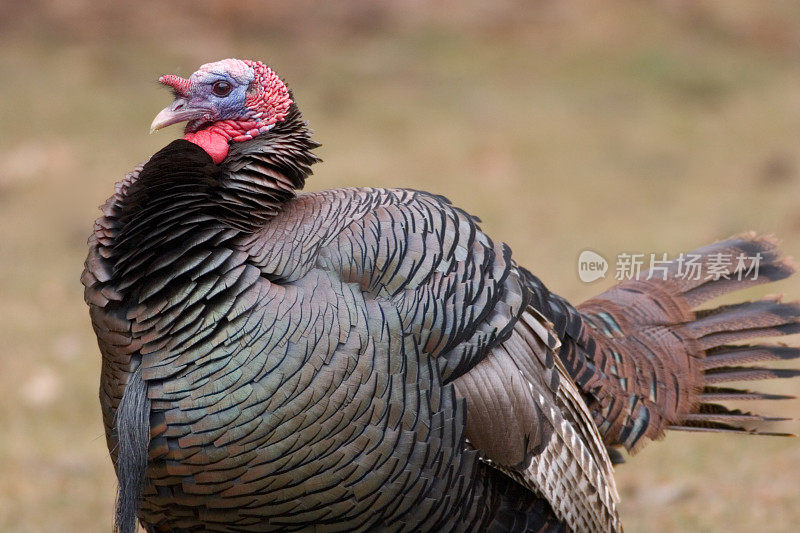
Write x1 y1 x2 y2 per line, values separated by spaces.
578 250 608 283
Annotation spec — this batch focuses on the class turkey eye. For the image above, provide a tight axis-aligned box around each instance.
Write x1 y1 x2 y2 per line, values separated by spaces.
212 81 232 97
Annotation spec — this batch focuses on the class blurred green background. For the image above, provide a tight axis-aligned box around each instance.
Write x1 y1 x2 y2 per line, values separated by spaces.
1 1 799 531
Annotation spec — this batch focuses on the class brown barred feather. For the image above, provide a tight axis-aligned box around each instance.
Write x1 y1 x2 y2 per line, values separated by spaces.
575 235 800 451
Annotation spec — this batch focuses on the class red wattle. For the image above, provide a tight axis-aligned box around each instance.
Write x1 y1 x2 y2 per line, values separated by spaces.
184 130 229 164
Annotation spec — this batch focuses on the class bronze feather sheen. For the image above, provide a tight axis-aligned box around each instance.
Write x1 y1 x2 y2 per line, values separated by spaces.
84 91 800 532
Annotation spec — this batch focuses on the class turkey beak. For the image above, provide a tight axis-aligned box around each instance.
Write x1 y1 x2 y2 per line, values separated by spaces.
150 98 205 133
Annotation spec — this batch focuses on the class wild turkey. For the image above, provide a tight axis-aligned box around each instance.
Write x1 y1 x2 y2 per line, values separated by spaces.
82 58 800 533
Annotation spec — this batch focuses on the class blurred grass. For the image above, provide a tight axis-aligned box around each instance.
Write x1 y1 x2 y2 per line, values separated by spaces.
1 1 800 531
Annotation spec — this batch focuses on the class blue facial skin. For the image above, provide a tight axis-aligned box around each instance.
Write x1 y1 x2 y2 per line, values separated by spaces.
189 70 254 122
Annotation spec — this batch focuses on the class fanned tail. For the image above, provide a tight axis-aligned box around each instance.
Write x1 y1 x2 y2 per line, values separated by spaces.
577 234 800 451
674 297 800 434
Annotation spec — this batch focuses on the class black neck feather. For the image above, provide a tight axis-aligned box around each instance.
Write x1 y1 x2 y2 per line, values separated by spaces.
111 101 320 283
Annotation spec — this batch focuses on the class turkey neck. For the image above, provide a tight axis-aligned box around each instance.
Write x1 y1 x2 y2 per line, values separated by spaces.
111 101 320 285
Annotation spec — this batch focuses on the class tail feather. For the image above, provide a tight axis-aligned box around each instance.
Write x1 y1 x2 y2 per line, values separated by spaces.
576 234 800 451
700 386 794 402
668 424 795 437
704 366 800 383
701 345 800 369
697 323 800 350
684 403 790 423
682 262 794 306
673 402 794 436
665 234 795 305
689 299 800 338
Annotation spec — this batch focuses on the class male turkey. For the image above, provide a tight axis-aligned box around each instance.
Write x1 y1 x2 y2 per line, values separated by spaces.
83 58 800 533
